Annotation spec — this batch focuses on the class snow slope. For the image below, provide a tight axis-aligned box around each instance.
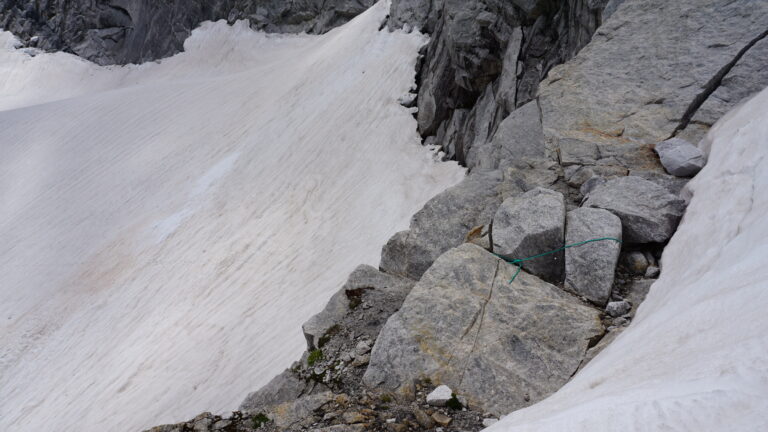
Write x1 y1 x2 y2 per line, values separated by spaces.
0 2 464 431
489 88 768 430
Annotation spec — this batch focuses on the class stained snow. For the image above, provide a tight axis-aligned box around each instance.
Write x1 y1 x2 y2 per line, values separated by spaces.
0 2 464 431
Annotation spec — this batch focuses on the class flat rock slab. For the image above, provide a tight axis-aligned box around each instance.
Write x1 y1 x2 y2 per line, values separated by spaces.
492 187 566 283
583 176 685 243
565 208 622 306
654 138 706 177
363 244 603 416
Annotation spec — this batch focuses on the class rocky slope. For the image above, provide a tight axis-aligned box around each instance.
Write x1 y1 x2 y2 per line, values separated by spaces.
2 0 767 431
0 0 375 64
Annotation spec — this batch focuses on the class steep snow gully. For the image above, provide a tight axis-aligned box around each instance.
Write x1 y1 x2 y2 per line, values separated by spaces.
0 3 464 431
491 89 768 431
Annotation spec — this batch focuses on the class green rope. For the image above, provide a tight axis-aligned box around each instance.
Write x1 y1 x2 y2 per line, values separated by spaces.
493 237 622 283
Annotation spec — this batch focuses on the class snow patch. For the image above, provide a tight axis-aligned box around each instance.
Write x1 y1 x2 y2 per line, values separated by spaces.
0 2 465 431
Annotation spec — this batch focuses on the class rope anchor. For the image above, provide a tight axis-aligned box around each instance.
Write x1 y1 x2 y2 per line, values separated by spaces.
493 237 622 283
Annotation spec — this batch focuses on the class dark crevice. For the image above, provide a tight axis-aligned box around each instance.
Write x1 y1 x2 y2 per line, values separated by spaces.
672 28 768 137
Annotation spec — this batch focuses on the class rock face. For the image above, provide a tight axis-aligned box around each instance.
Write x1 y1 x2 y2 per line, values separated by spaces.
0 0 375 65
364 244 603 416
539 0 768 146
380 170 503 280
583 176 685 243
388 0 610 166
654 138 706 177
492 188 566 283
564 208 622 306
302 265 414 351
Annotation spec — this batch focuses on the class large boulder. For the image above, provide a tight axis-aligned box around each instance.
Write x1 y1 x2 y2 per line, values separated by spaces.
654 138 706 177
380 170 503 280
363 244 603 416
302 265 414 350
564 208 622 306
583 176 685 243
491 188 566 283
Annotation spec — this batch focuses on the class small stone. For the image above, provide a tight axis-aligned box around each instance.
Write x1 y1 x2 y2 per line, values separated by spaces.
386 424 407 432
565 166 595 187
342 411 367 424
355 341 371 356
413 408 435 428
645 265 660 278
351 354 370 368
212 420 231 430
622 251 649 275
431 413 452 427
654 138 706 177
613 317 630 327
606 300 632 317
559 138 600 166
426 385 453 407
386 418 396 423
482 418 499 427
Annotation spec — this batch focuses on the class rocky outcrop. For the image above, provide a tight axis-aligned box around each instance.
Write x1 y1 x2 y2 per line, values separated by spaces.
583 176 686 244
0 0 374 65
538 0 768 147
364 244 604 416
388 0 611 167
302 265 414 351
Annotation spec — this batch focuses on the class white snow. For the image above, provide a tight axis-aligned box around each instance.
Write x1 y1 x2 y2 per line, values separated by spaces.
489 88 768 431
0 2 464 431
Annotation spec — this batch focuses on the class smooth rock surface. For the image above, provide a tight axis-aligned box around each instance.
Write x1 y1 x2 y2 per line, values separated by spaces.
565 208 622 306
364 244 604 416
583 176 685 243
492 188 566 283
380 170 503 280
539 0 768 146
654 138 706 177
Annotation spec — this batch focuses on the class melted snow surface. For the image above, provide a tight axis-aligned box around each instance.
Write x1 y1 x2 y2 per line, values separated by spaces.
489 88 768 431
0 2 464 431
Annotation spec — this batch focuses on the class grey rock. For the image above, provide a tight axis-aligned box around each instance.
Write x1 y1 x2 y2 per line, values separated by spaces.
240 369 307 412
625 279 653 317
564 208 622 306
539 0 768 146
558 139 600 166
0 0 375 65
621 251 649 275
426 385 453 406
364 244 603 416
583 176 686 243
380 170 503 280
654 138 706 177
413 408 435 428
492 188 566 283
606 300 632 317
645 265 660 278
491 100 546 163
629 169 690 197
482 418 499 427
302 265 414 350
579 176 607 196
269 392 336 428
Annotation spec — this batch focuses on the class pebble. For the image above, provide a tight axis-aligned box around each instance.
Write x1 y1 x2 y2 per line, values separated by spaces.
426 385 453 406
482 418 499 427
432 412 452 427
606 300 632 317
